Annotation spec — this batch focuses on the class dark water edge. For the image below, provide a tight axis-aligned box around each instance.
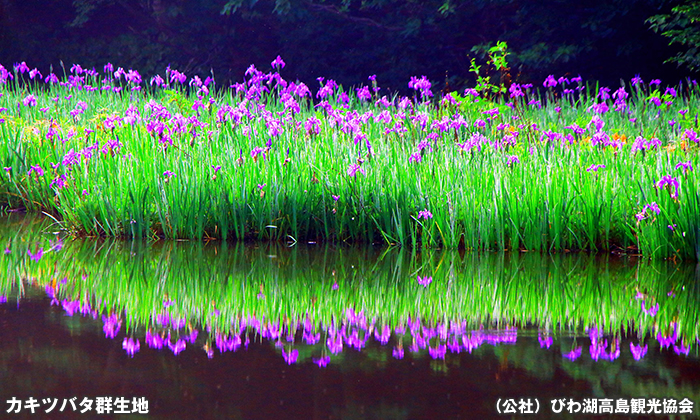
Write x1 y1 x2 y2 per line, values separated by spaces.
1 296 699 420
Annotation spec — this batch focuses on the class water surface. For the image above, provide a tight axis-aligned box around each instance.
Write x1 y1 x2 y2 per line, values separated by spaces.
0 215 698 419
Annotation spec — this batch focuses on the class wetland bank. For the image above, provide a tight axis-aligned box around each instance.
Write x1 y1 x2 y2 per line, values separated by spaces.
0 58 699 259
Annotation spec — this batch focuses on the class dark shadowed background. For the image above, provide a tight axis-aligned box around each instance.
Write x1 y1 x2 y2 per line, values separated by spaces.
0 0 698 93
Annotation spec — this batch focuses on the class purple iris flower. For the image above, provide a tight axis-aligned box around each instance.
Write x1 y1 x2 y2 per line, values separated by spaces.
150 75 165 87
644 202 661 215
657 323 678 349
674 342 690 356
125 69 141 86
605 339 621 361
410 338 427 353
658 335 675 349
70 63 84 75
406 316 420 334
676 161 693 175
168 339 187 355
62 300 81 316
215 333 242 352
400 96 415 109
345 328 368 350
446 337 461 353
392 346 405 359
429 344 447 359
564 123 585 135
591 341 607 361
123 338 140 357
169 69 187 84
641 300 659 317
464 88 479 97
303 330 320 345
271 56 286 70
264 322 281 341
462 333 484 353
156 313 170 326
538 334 553 349
486 329 518 345
146 331 165 349
417 137 432 152
417 275 432 287
374 325 391 345
347 163 365 177
563 347 582 361
171 318 186 330
586 164 605 173
185 330 199 343
326 334 343 354
508 83 524 98
27 247 43 262
29 68 42 80
543 75 557 88
656 175 680 199
417 209 433 220
506 155 520 166
102 314 122 339
314 355 330 367
282 348 298 364
50 174 67 190
22 95 37 107
14 61 29 73
408 75 433 98
630 343 648 360
356 86 371 101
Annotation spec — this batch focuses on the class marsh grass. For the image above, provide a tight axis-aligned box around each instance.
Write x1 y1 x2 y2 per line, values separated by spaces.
0 65 699 258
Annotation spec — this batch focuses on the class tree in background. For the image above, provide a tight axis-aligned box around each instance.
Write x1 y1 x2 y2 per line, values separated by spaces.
648 0 700 72
223 0 693 88
0 0 692 93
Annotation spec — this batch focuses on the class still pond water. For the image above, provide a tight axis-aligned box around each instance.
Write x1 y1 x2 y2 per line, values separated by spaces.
0 215 698 419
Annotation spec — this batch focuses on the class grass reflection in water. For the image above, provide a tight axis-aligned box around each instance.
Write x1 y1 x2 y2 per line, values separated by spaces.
0 214 697 368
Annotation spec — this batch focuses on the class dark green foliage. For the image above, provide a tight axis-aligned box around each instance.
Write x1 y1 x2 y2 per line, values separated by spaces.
648 0 700 72
0 0 693 93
